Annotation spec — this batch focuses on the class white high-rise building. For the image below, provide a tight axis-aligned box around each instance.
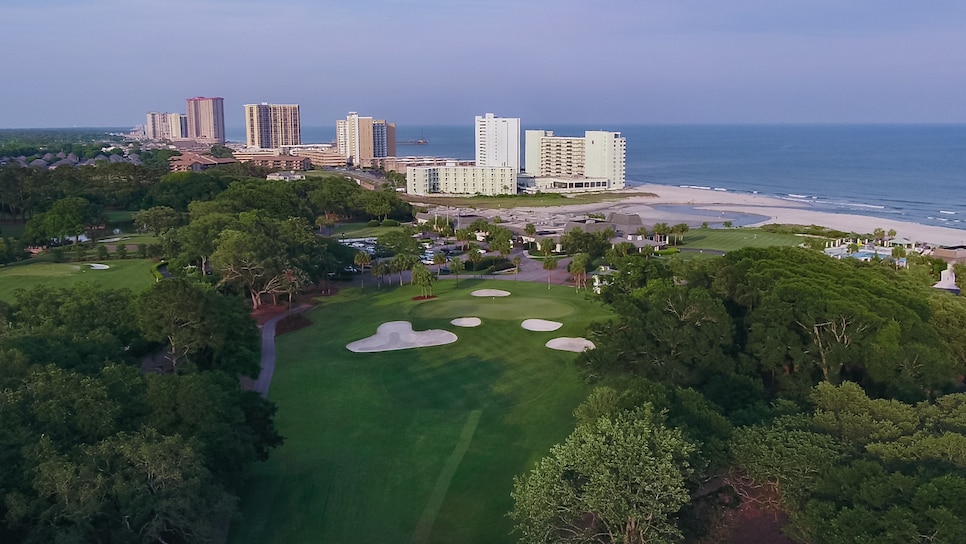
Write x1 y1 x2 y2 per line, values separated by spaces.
475 113 520 171
521 129 626 192
583 131 625 189
145 112 187 140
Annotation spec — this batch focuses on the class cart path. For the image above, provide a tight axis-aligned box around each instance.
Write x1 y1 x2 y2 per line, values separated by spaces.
253 304 312 398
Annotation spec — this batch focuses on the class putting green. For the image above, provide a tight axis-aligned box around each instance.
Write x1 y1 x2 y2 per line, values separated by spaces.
231 280 611 544
410 296 575 320
0 259 156 301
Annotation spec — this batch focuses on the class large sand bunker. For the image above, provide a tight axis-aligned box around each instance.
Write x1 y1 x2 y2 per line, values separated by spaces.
451 317 482 327
347 321 458 353
546 337 596 352
521 319 563 331
471 289 510 297
88 263 110 270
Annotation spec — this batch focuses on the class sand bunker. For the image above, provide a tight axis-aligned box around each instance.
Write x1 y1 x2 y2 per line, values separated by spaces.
88 263 110 270
546 337 596 352
451 317 482 327
521 319 563 332
471 289 510 297
347 321 457 353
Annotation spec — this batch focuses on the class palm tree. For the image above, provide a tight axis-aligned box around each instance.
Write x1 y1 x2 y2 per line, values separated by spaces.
671 223 689 245
372 260 388 288
873 227 886 247
456 227 473 250
354 251 371 287
524 223 537 241
539 238 555 257
433 251 447 279
467 246 483 278
542 256 559 289
569 253 589 290
512 255 522 280
652 223 670 244
412 263 434 298
450 258 465 287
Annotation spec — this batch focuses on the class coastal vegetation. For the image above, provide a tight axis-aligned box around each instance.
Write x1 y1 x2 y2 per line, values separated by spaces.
508 245 966 543
0 282 280 543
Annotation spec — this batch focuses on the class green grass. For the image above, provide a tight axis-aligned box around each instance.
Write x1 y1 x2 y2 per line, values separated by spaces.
230 279 611 544
333 222 405 239
105 210 136 223
0 259 157 301
678 227 803 252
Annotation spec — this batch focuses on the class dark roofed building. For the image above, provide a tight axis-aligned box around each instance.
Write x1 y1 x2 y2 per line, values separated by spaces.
168 152 238 172
565 219 616 236
606 212 644 234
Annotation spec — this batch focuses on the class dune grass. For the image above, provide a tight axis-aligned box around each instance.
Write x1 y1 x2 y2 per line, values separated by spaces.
230 279 611 544
0 259 156 301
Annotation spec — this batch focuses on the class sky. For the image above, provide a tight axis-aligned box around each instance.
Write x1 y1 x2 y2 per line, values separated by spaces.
2 0 966 128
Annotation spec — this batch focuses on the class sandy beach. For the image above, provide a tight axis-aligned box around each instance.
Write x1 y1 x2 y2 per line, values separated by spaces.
479 184 966 246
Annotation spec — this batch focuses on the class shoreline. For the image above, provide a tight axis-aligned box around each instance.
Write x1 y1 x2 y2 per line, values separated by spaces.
630 184 966 246
470 184 966 247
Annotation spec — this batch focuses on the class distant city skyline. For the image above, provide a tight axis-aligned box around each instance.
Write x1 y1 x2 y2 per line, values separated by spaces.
3 1 966 128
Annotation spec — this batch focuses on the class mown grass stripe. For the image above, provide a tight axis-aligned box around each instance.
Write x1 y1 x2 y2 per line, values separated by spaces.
411 409 483 544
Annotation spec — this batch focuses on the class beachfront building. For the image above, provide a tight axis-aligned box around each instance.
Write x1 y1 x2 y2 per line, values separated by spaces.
407 165 516 196
520 129 626 193
336 112 396 167
145 112 187 141
475 113 520 171
185 97 226 145
284 144 347 168
372 119 396 158
244 103 301 148
371 156 474 174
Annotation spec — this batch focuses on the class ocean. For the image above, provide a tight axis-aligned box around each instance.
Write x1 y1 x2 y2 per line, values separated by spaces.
225 124 966 231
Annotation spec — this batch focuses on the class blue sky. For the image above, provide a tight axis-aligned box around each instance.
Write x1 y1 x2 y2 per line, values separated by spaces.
2 0 966 128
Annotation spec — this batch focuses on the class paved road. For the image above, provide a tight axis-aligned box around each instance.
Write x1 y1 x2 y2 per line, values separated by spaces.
253 303 312 398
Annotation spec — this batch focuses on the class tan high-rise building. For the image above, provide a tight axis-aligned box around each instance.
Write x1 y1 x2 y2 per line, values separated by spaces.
244 103 301 149
185 97 225 145
336 112 374 166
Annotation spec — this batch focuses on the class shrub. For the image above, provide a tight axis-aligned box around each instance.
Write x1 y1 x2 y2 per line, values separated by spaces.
96 245 110 260
655 248 680 256
115 245 128 260
381 219 400 227
51 248 66 263
367 219 380 227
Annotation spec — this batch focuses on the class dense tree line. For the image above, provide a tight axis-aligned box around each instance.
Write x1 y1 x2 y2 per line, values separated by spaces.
0 283 279 543
512 246 966 543
0 128 123 161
